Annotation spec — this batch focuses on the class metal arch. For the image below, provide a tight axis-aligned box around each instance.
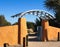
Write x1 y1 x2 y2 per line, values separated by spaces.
11 9 55 20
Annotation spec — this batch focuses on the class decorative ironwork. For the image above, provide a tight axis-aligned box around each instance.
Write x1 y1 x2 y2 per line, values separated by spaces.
11 9 55 20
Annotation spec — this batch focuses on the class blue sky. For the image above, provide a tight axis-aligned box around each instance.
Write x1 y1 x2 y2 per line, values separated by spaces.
0 0 54 24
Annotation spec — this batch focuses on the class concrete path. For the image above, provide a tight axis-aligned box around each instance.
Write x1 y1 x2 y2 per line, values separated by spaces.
28 33 60 47
28 41 60 47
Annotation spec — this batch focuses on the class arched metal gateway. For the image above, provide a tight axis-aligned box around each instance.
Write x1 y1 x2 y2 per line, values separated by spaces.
11 10 57 47
11 9 55 20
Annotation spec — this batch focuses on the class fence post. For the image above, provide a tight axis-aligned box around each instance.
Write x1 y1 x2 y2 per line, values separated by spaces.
26 35 28 46
23 37 25 47
58 32 60 41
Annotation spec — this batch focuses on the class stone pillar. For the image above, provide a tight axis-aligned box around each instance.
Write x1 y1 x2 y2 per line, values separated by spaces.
18 18 27 46
41 20 49 41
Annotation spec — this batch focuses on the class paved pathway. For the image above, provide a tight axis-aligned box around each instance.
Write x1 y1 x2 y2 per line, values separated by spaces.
28 41 60 47
28 33 60 47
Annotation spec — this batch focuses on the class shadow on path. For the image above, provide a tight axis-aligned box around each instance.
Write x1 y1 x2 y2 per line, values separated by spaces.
28 33 41 42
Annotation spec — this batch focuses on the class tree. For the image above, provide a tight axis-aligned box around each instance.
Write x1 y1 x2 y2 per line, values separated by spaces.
13 21 35 31
27 22 35 29
12 22 18 25
35 17 42 26
44 0 60 23
0 15 11 26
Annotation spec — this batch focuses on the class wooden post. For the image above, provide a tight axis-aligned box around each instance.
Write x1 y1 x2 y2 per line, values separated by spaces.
23 37 25 47
26 35 28 46
58 32 60 41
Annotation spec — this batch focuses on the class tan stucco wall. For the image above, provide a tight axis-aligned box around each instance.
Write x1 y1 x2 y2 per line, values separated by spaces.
47 26 60 40
0 18 60 46
0 18 27 46
43 20 60 41
0 25 18 46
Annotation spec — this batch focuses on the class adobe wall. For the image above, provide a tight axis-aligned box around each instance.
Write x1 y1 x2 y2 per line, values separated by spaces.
0 18 27 47
47 26 60 40
0 25 18 46
42 20 60 41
